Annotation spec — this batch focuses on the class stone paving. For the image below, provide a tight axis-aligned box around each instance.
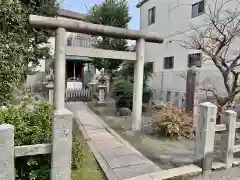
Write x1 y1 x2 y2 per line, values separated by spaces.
66 102 161 180
190 166 240 180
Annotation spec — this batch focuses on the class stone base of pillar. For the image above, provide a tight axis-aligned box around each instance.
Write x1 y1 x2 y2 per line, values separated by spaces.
51 108 73 180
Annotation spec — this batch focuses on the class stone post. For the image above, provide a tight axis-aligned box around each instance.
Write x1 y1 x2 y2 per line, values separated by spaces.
98 85 106 105
105 75 110 95
46 83 54 104
186 66 201 129
51 27 73 180
0 124 14 180
220 110 237 168
195 102 217 172
132 38 145 131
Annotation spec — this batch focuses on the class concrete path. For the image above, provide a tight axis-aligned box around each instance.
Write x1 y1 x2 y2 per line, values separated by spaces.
66 102 161 180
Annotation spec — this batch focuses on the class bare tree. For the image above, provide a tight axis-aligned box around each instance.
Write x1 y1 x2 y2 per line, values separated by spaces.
184 0 240 111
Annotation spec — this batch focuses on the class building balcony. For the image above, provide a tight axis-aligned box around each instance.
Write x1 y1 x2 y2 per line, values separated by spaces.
66 36 97 48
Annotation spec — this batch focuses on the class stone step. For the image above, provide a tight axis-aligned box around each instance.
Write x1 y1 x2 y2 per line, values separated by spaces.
125 164 202 180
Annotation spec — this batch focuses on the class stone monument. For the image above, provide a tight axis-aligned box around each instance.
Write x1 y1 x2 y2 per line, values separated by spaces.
46 69 54 104
97 69 107 105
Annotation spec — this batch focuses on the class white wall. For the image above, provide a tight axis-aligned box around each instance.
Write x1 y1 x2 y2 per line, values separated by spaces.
139 0 240 99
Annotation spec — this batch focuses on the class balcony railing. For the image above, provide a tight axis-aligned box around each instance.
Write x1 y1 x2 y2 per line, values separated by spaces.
67 36 97 48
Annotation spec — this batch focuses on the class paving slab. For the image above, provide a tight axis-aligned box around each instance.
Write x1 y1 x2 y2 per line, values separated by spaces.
100 147 136 158
93 140 125 151
105 154 147 169
67 101 161 180
113 163 160 180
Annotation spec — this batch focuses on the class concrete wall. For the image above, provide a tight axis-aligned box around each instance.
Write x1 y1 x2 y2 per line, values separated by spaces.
139 0 240 100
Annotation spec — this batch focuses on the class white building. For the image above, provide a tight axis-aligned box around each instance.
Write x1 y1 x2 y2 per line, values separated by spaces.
137 0 240 102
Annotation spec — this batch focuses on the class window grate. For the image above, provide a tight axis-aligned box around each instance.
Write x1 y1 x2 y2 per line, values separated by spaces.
148 7 156 26
192 1 205 18
164 56 174 69
188 53 202 68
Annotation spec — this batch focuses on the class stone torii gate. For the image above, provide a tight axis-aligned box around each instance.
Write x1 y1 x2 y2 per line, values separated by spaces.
29 14 163 180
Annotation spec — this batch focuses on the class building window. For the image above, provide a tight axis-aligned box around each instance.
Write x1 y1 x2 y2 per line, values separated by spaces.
67 37 72 46
148 7 156 26
164 56 174 69
192 1 205 18
188 53 202 67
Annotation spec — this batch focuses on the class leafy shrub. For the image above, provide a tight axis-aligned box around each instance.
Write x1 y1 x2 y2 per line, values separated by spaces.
0 0 26 105
142 87 153 103
112 79 133 110
0 98 90 179
151 104 192 139
0 100 53 179
112 78 153 110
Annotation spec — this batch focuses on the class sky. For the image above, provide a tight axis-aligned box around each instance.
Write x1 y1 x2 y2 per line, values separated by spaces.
62 0 140 30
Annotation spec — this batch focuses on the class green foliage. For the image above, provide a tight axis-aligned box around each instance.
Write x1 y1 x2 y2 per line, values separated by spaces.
0 100 53 179
112 78 153 110
0 0 26 104
0 98 103 179
142 87 153 103
113 79 133 110
20 0 58 75
87 0 131 74
151 105 192 139
118 62 154 88
71 120 105 180
0 0 58 104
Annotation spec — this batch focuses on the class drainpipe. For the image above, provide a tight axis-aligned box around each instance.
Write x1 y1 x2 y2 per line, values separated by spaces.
160 71 164 100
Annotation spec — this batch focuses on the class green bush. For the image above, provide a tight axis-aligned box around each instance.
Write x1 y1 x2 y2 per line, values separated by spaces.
142 87 153 103
112 79 153 110
151 104 192 139
112 79 133 110
0 100 52 179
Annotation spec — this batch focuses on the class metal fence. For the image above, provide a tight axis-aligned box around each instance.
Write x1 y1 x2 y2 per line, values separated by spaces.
65 88 92 102
151 69 226 104
66 34 97 48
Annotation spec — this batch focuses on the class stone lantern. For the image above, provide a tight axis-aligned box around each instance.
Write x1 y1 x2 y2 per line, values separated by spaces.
97 69 107 104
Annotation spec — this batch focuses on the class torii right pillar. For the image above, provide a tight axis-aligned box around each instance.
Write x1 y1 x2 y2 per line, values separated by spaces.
132 38 145 131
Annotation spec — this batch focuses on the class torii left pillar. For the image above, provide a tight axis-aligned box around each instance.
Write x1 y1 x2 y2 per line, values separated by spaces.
51 27 73 180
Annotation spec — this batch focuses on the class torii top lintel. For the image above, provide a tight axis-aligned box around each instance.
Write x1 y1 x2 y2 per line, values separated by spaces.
29 15 164 44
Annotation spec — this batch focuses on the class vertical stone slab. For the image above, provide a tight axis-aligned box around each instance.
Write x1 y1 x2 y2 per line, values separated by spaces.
186 67 199 114
47 83 54 105
0 124 14 180
54 27 66 110
51 109 73 180
186 66 201 129
195 102 217 172
132 38 145 131
98 86 106 105
220 110 237 168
